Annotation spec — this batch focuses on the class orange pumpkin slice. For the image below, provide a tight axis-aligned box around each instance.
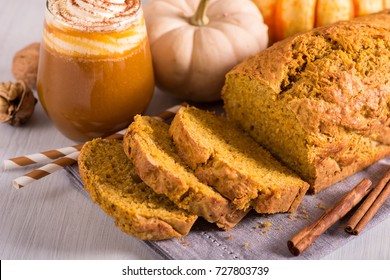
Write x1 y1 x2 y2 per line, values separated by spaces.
316 0 354 27
253 0 278 43
353 0 384 16
275 0 316 42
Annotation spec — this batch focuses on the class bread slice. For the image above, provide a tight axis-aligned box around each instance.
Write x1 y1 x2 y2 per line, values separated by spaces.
78 138 197 240
123 115 248 230
222 11 390 193
170 106 309 213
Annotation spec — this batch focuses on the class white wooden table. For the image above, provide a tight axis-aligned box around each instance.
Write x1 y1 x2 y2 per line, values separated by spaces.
1 0 389 260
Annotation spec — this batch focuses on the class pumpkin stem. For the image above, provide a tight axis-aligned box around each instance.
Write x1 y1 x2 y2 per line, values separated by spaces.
190 0 210 26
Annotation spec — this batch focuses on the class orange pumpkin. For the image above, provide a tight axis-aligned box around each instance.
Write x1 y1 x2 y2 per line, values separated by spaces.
253 0 390 43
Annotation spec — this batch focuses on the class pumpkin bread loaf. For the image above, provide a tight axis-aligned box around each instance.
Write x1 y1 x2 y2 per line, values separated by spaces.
222 11 390 193
170 106 309 213
78 138 197 240
123 115 248 230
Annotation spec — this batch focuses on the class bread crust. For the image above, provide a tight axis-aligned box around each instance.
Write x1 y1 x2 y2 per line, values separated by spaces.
123 115 248 230
78 139 197 240
170 106 309 213
223 11 390 193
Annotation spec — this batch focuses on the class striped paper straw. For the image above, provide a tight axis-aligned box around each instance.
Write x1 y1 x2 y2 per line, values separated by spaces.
11 103 186 189
4 103 186 170
13 151 80 189
3 144 83 170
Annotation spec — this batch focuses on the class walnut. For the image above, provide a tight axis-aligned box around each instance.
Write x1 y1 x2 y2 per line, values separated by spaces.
0 81 37 126
12 42 40 90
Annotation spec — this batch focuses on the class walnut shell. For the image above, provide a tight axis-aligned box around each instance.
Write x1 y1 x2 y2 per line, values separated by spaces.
12 43 40 90
0 81 37 126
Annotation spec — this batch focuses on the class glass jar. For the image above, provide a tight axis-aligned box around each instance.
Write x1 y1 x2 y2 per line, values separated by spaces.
37 0 154 141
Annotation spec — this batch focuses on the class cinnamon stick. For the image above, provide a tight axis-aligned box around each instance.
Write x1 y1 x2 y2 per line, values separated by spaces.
345 168 390 235
287 178 372 256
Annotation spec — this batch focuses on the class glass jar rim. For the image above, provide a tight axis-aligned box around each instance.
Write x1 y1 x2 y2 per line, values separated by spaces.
45 0 142 32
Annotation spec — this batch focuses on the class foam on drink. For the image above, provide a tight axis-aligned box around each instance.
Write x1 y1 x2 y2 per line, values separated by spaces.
44 0 146 56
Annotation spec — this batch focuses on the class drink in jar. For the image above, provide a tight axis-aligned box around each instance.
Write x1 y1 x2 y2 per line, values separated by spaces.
37 0 154 141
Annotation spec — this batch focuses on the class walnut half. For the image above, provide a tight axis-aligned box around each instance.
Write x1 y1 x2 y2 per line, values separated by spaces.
0 81 37 126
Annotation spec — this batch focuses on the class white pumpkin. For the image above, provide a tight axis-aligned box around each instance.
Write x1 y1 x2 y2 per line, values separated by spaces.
144 0 269 102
